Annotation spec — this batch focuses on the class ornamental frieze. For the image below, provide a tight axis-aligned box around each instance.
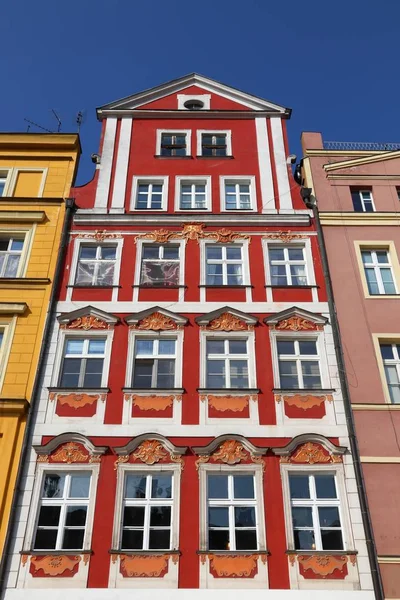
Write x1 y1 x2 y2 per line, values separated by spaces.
205 553 264 578
60 315 110 331
52 393 103 409
275 394 332 410
117 554 178 578
134 223 250 245
206 395 250 412
263 230 308 243
274 316 322 332
196 439 263 470
281 442 342 465
205 312 251 332
293 554 354 578
72 230 122 242
114 439 184 469
37 441 101 465
29 554 82 577
130 312 180 331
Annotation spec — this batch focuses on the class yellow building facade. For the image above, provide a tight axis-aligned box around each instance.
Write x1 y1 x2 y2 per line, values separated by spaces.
0 134 80 553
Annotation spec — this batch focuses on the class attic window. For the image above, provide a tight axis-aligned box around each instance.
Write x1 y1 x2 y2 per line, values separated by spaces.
183 99 204 110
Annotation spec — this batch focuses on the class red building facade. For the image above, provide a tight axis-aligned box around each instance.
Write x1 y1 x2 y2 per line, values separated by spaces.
3 75 374 599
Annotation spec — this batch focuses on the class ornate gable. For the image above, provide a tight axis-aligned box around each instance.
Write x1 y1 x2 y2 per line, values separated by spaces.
58 306 119 330
195 307 258 331
265 307 328 331
126 307 188 331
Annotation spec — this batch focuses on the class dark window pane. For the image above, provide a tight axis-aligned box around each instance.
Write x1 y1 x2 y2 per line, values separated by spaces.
292 507 313 527
277 341 295 355
294 529 315 550
151 475 172 499
207 340 225 354
381 344 394 360
321 529 343 550
34 528 58 550
233 475 254 499
235 529 257 550
351 192 363 212
234 506 256 527
123 506 145 527
149 529 171 550
100 246 116 260
43 474 65 498
208 475 228 499
37 505 61 527
142 246 159 259
318 507 341 528
121 529 143 550
289 476 310 499
150 506 171 527
315 475 337 499
133 360 153 387
83 358 104 387
163 246 179 260
229 340 247 354
65 506 87 527
299 341 317 355
62 528 84 550
156 359 175 388
60 358 81 387
208 507 229 528
209 529 229 550
79 246 97 260
125 475 146 498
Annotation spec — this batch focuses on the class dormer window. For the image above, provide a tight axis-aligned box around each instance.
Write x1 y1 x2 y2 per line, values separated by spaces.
184 99 204 110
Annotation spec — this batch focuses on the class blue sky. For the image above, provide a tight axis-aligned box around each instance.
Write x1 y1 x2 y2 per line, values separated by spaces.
1 0 399 185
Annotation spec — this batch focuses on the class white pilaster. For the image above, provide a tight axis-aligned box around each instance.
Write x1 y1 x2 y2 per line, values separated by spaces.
94 117 117 212
255 117 275 212
110 118 132 213
270 117 292 210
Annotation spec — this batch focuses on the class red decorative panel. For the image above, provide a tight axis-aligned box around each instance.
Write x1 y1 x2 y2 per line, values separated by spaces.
272 288 313 303
118 554 171 578
206 288 247 303
72 288 113 302
206 395 250 419
207 554 261 578
281 395 328 419
29 555 81 578
284 402 326 419
131 395 174 419
55 393 99 418
297 554 349 579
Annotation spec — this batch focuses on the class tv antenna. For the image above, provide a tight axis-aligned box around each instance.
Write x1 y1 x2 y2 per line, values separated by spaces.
76 110 86 133
51 109 62 132
24 118 53 133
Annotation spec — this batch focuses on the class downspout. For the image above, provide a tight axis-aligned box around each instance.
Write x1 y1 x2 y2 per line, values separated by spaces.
0 198 75 597
300 185 384 600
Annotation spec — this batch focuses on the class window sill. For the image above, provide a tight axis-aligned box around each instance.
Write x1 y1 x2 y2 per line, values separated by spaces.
199 284 253 289
286 549 357 556
265 285 318 289
273 388 335 394
67 284 121 289
367 294 400 298
0 277 51 284
21 549 93 556
109 549 180 555
195 155 234 159
48 387 110 393
197 388 260 394
132 284 187 289
123 387 185 394
154 155 193 159
197 550 269 555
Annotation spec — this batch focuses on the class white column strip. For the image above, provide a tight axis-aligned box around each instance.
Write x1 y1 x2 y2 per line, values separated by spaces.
110 118 132 213
255 116 275 212
94 117 117 211
270 117 292 210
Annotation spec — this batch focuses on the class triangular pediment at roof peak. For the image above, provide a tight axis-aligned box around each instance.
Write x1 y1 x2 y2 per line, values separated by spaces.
324 150 400 172
195 306 258 331
97 73 290 114
57 306 119 330
125 306 188 330
113 433 187 458
265 307 328 331
271 433 346 459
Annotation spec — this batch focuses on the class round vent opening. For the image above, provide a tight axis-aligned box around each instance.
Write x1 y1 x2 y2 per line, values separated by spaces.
183 99 205 110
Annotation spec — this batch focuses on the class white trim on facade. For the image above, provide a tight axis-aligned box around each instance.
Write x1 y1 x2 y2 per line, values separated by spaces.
177 94 211 110
110 118 132 213
254 117 275 212
270 117 292 210
95 117 117 211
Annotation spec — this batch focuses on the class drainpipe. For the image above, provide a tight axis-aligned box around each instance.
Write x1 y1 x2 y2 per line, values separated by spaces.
0 198 75 597
300 186 384 600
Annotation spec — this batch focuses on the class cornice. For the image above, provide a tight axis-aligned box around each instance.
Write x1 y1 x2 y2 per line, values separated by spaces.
0 398 29 414
97 109 286 120
319 212 400 226
324 150 400 171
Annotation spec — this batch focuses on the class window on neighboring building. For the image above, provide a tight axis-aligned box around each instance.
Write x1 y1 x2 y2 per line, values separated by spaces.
0 174 7 197
160 133 188 157
132 338 176 389
135 182 164 210
224 181 251 210
207 473 258 551
120 472 173 550
201 133 227 157
206 338 249 389
361 249 396 295
33 472 92 550
380 343 400 403
277 339 322 389
75 245 116 286
351 189 375 212
289 473 343 551
59 338 106 388
206 245 243 286
180 181 207 210
268 246 307 286
0 236 25 277
140 244 180 287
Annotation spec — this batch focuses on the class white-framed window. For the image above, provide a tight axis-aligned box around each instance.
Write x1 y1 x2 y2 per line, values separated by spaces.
0 318 16 391
197 130 232 157
288 472 344 551
206 337 250 389
277 339 322 389
220 176 256 212
156 130 191 157
0 235 26 277
0 171 9 196
205 244 244 285
380 343 400 403
351 189 375 212
361 249 396 295
175 175 211 211
140 243 180 287
33 471 93 551
131 176 168 211
132 337 177 389
75 244 117 286
268 245 308 286
59 337 107 388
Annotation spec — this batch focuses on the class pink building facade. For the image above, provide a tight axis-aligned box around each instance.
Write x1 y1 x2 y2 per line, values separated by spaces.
301 132 400 599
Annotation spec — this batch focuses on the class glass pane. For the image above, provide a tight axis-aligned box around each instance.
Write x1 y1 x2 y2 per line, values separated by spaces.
34 529 58 550
76 262 95 285
229 340 247 354
388 383 400 404
37 505 61 527
294 529 315 550
299 341 317 355
69 474 91 498
10 239 24 251
233 475 254 499
292 507 313 527
43 474 65 498
97 262 115 285
150 506 171 526
361 250 372 264
207 363 226 388
289 475 310 499
381 344 394 360
83 358 104 387
133 360 154 387
235 529 257 550
65 506 87 527
152 185 162 193
136 339 154 355
206 246 222 260
207 340 225 354
352 192 363 212
288 248 304 260
315 475 337 499
376 251 389 264
125 474 147 499
365 268 379 294
225 184 235 194
142 246 159 259
121 529 143 550
269 248 285 261
230 360 249 388
156 359 175 387
136 194 149 209
158 340 176 355
123 506 145 526
318 507 341 528
208 507 229 528
301 361 321 388
209 529 229 550
381 269 396 294
63 529 85 550
151 475 172 499
60 358 81 387
321 529 343 550
100 246 116 260
88 339 106 354
234 506 256 527
163 246 179 260
65 339 84 355
4 255 20 277
226 247 242 260
277 341 295 355
149 529 170 550
79 246 97 260
208 475 228 499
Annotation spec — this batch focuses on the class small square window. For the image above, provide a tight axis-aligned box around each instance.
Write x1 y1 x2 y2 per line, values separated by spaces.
220 176 255 211
159 132 188 157
0 235 25 277
202 133 227 157
351 189 375 212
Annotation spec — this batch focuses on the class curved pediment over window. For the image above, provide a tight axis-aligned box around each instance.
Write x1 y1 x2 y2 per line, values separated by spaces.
125 307 188 330
57 306 119 330
33 432 107 463
113 433 187 465
195 306 258 331
265 306 328 332
271 433 346 464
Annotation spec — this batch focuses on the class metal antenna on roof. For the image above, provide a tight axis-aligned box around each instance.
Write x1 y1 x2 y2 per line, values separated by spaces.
76 110 86 133
23 118 53 133
51 109 62 133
